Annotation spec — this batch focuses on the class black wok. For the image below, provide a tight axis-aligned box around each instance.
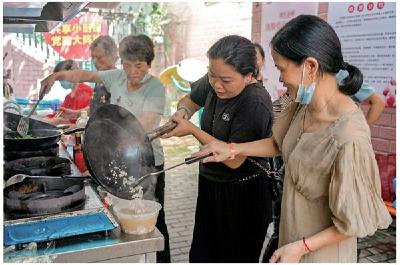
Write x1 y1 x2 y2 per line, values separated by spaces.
4 156 71 180
4 128 83 151
82 104 176 200
4 112 55 131
4 112 82 150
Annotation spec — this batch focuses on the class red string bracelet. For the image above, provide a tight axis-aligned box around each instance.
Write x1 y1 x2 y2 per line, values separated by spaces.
303 237 313 252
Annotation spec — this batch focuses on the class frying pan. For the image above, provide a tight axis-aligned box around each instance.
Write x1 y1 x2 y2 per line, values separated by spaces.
82 104 177 199
82 104 208 200
4 112 82 150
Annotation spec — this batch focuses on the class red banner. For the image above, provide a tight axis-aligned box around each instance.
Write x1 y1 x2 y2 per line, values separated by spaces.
44 13 108 60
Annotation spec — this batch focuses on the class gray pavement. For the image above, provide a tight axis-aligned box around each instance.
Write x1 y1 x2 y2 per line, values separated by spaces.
161 136 396 263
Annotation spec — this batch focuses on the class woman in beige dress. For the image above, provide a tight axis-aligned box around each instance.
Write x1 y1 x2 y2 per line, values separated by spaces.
192 15 392 263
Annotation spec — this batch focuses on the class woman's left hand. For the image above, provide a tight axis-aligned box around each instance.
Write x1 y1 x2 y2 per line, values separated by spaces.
161 116 196 138
269 240 305 263
59 107 79 118
59 107 77 115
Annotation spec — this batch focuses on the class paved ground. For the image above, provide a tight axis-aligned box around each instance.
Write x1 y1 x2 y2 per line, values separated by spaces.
161 136 396 263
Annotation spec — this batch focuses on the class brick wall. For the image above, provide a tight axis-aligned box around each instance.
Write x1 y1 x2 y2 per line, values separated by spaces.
3 36 54 99
251 2 396 155
365 106 396 155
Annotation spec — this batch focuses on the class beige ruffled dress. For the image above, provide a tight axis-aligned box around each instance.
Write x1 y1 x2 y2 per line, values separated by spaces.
273 103 392 262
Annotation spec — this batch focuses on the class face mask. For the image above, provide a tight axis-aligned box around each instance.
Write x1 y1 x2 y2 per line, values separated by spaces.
295 64 316 105
140 73 151 84
60 80 73 90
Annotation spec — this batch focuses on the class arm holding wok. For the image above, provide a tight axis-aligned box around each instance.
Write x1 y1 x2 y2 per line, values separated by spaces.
165 116 246 169
174 94 201 120
173 74 209 120
194 137 280 163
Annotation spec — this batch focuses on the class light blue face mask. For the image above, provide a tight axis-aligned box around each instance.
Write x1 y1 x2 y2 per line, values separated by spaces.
295 64 316 105
140 73 152 84
335 69 349 86
60 80 73 90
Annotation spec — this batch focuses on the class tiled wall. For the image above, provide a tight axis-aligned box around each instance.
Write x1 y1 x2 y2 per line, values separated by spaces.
167 2 252 64
3 37 54 99
251 2 396 155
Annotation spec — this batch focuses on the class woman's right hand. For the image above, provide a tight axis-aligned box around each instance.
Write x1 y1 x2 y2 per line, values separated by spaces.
192 140 235 163
161 116 196 138
173 108 189 120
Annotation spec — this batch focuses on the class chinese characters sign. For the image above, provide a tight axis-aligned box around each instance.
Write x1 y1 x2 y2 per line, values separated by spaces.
327 2 396 95
44 13 108 60
260 2 318 98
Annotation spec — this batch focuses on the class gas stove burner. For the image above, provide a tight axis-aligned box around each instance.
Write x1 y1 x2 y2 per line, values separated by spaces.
5 199 86 219
4 178 86 219
4 144 59 161
4 156 71 180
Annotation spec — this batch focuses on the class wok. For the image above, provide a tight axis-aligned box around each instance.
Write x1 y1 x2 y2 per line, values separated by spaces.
82 104 177 200
4 112 82 151
82 105 209 200
4 156 71 180
4 112 55 131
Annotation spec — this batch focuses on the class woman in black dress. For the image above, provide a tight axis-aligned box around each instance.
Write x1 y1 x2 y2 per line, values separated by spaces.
163 35 274 262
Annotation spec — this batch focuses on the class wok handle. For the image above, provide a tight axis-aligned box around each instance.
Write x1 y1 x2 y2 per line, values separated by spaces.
61 175 91 180
25 175 91 180
63 127 85 135
27 86 47 118
147 121 177 141
133 154 211 187
184 154 212 164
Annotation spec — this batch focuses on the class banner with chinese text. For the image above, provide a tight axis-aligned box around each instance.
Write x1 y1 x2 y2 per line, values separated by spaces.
260 2 318 96
44 13 108 60
327 2 396 96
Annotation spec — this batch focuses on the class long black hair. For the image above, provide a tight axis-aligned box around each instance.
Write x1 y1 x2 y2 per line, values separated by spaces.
254 42 265 61
271 15 362 95
207 35 257 77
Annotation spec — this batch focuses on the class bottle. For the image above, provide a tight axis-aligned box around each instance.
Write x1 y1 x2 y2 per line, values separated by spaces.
76 110 89 143
76 110 89 128
73 132 87 173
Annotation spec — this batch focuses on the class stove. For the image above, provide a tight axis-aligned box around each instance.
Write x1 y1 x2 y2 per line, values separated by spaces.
4 183 118 247
4 144 59 161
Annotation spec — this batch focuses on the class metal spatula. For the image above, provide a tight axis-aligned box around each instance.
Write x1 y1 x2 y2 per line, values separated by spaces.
4 174 91 189
132 154 211 188
17 88 46 137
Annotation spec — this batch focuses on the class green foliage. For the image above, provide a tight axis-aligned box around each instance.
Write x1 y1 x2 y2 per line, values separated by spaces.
134 3 168 40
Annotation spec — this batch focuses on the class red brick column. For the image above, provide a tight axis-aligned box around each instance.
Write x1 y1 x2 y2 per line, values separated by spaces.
364 106 396 154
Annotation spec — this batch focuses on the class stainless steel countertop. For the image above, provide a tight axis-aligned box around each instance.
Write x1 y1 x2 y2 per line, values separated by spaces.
3 143 164 263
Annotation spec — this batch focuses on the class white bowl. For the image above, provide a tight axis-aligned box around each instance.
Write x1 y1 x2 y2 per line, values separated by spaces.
112 199 161 235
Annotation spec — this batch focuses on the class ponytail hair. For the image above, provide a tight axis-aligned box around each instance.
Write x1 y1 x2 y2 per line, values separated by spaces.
338 62 363 95
271 15 363 95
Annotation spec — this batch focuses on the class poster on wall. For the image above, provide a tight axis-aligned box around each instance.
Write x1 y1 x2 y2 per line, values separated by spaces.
327 2 396 100
260 2 318 100
44 13 108 60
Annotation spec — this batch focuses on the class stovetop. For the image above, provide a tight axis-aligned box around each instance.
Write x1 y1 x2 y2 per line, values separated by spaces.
4 183 119 246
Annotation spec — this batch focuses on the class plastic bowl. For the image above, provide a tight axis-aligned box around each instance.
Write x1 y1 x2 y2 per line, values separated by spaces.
112 199 161 235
